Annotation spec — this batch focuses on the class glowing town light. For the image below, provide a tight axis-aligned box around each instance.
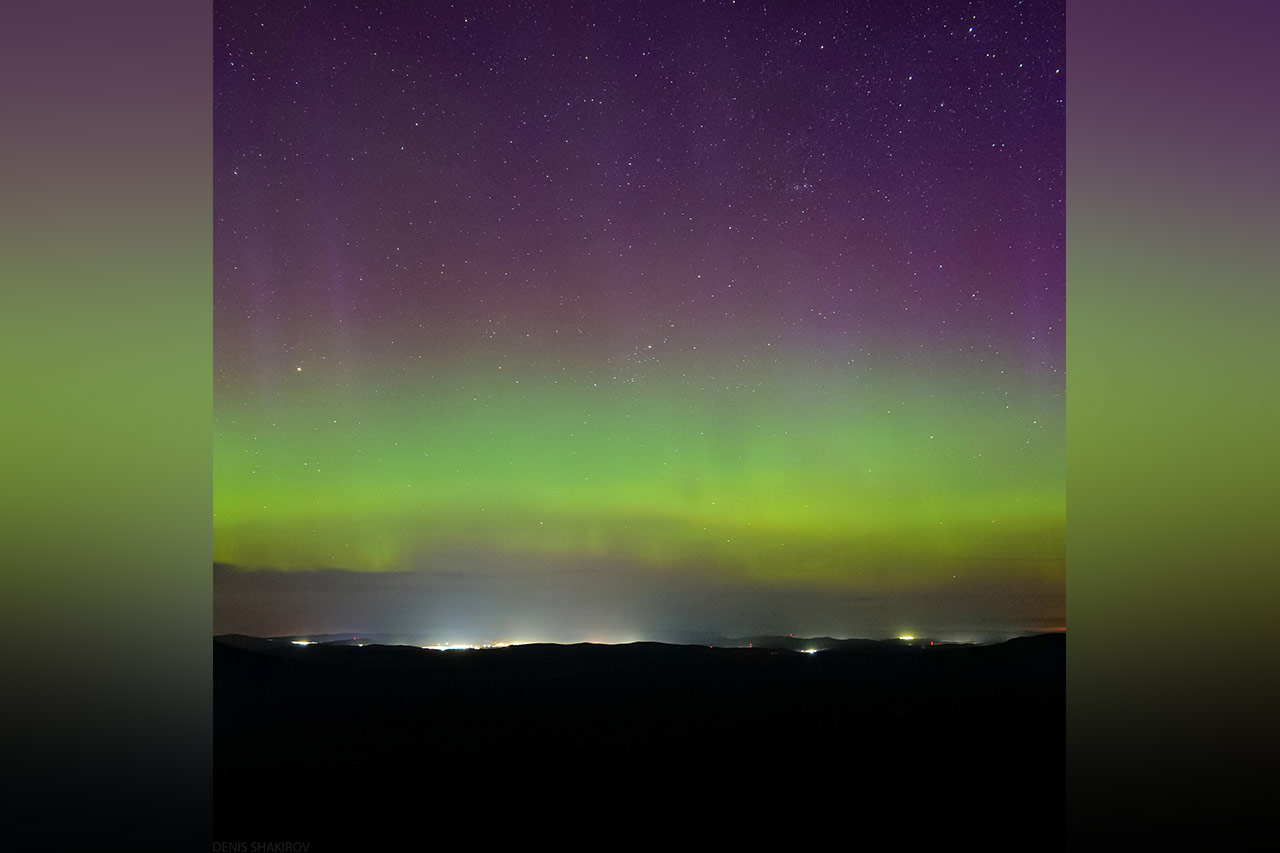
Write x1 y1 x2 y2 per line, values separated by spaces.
801 648 819 654
291 640 315 646
419 641 521 650
898 635 915 641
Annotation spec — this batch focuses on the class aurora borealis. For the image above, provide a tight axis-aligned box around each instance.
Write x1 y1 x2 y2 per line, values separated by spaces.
214 0 1064 639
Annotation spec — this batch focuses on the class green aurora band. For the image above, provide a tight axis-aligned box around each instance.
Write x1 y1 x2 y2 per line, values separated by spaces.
214 352 1063 592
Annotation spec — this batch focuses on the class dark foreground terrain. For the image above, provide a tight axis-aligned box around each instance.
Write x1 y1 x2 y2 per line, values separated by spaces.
215 634 1063 846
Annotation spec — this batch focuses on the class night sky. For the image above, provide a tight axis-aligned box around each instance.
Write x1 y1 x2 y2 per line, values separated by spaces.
213 0 1064 642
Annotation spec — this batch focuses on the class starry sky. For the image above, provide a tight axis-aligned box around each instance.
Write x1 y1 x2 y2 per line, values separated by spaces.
213 0 1064 641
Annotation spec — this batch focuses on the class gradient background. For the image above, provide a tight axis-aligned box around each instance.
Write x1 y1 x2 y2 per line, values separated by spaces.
2 0 1277 845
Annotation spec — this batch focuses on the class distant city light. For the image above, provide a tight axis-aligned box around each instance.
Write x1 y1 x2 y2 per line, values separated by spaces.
291 640 315 646
801 648 819 654
898 635 915 641
420 641 517 651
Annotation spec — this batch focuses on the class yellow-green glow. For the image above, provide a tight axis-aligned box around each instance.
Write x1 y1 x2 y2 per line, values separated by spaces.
214 356 1063 588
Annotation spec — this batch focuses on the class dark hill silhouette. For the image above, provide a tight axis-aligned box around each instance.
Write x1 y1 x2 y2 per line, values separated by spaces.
215 634 1063 847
